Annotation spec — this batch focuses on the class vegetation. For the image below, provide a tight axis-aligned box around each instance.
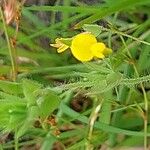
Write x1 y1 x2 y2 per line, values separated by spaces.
0 0 150 149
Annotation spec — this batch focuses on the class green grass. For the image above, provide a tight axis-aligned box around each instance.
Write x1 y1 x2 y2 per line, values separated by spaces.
0 0 150 149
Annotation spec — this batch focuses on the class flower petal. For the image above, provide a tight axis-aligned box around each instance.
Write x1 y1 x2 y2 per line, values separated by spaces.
57 45 69 53
71 45 93 61
70 32 97 61
50 38 69 53
90 42 106 58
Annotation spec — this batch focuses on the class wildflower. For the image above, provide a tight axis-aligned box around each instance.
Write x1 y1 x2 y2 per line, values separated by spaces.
50 38 69 53
51 32 112 62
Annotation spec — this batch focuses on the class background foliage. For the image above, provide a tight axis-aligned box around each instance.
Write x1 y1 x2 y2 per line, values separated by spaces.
0 0 150 149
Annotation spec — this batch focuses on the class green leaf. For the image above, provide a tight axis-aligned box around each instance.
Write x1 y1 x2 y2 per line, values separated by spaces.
137 38 150 72
22 79 42 106
61 103 150 137
119 136 143 147
106 72 123 86
89 72 123 94
82 24 102 37
0 80 22 95
16 106 39 138
41 133 57 150
99 96 112 124
0 91 22 101
74 0 150 29
67 140 85 150
0 99 27 131
37 90 60 119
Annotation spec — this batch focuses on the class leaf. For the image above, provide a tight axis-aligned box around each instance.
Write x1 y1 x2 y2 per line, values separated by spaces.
0 99 27 131
99 97 112 124
0 80 22 95
119 136 143 147
106 72 123 86
74 0 150 29
22 79 42 106
61 103 149 137
17 106 39 138
0 91 22 101
67 140 86 150
82 24 102 37
89 72 123 94
41 133 57 150
137 38 150 72
37 90 60 119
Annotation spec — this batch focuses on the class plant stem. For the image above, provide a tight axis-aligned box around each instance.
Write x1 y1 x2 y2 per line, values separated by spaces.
86 97 103 150
101 26 150 46
0 7 17 81
134 67 148 150
15 131 18 150
120 35 148 150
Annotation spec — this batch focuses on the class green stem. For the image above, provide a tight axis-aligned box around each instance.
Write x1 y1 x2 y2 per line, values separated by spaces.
134 67 148 150
15 131 18 150
0 7 17 81
120 35 148 150
86 97 103 150
100 26 150 46
2 140 37 149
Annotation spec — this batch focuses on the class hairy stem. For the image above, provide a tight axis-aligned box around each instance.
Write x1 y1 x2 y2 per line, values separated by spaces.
120 35 148 150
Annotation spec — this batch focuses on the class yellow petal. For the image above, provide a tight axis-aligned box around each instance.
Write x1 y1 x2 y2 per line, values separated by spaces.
71 32 97 48
57 45 69 53
50 43 69 53
70 32 97 61
50 43 60 48
95 53 105 59
71 45 93 61
50 38 69 53
90 42 106 58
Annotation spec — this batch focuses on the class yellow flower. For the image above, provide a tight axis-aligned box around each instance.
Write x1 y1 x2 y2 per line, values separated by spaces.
90 42 106 59
50 38 69 53
71 33 97 61
51 32 112 62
